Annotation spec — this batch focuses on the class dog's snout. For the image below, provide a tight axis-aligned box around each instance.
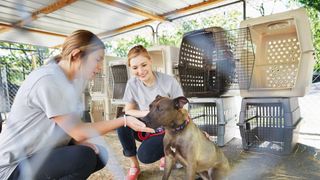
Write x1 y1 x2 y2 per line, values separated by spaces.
142 115 151 124
142 113 161 130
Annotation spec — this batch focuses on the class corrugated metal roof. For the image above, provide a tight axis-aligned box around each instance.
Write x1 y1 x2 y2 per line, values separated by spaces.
0 0 236 47
117 0 200 14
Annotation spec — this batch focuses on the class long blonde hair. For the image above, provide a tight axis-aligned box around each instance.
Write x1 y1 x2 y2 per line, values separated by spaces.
54 30 105 63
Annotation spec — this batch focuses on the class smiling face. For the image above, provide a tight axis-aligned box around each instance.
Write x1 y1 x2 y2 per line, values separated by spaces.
129 54 154 83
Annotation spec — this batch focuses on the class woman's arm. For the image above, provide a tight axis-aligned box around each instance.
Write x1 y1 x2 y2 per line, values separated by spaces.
124 102 149 118
52 115 154 142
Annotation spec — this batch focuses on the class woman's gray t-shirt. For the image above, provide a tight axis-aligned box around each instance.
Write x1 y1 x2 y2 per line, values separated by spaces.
0 63 78 179
123 71 183 110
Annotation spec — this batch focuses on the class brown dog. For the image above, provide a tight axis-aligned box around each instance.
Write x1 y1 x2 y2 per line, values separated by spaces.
143 95 230 180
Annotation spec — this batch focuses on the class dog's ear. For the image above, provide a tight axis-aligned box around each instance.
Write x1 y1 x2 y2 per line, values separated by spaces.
173 96 189 109
155 95 162 100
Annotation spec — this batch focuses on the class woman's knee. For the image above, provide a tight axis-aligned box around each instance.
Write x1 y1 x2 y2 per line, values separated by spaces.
96 145 109 166
137 150 161 164
76 146 98 169
137 151 150 164
73 145 110 177
23 145 101 180
137 147 163 164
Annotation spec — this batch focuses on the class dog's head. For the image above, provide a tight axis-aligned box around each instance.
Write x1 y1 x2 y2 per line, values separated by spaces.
142 95 189 130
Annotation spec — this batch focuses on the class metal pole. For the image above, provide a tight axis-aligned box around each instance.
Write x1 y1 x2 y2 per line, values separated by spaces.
242 0 246 20
155 22 163 45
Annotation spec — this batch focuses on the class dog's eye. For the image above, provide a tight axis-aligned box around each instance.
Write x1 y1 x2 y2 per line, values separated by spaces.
157 106 164 112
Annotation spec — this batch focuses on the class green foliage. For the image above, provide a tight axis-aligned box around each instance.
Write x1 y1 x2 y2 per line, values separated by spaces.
298 0 320 11
306 8 320 72
158 10 242 47
106 9 242 56
295 0 320 72
105 35 152 57
0 42 51 84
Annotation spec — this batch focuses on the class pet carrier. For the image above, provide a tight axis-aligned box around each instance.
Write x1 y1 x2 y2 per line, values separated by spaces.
89 58 106 122
90 72 106 96
90 95 118 122
90 100 104 123
81 87 92 122
238 97 301 155
108 59 129 118
89 56 125 122
109 59 129 105
239 8 315 97
89 56 109 97
178 26 255 97
147 46 180 76
188 97 238 146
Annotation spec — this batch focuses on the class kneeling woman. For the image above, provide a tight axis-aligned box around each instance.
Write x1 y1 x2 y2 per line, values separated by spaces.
117 45 184 180
0 30 154 180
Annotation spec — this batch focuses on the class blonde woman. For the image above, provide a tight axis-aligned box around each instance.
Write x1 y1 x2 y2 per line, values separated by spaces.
117 45 184 180
0 30 154 180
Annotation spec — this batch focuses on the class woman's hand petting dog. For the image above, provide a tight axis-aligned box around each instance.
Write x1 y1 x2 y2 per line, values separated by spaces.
124 116 155 133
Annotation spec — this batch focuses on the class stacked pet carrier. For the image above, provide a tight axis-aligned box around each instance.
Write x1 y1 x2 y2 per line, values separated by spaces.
178 27 249 146
147 46 180 76
108 59 129 118
237 8 315 154
89 56 124 122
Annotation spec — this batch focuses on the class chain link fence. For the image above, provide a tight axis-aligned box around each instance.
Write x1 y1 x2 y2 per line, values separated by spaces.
0 65 21 133
0 65 21 113
0 44 58 130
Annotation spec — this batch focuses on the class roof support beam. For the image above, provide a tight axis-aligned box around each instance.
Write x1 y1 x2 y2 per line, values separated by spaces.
0 0 76 43
163 0 225 16
97 0 165 21
0 0 76 37
14 0 78 27
0 23 67 38
98 19 155 37
99 0 224 38
0 0 231 45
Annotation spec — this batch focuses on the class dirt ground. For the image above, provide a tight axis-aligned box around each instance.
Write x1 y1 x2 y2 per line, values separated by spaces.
88 130 320 180
88 131 185 180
